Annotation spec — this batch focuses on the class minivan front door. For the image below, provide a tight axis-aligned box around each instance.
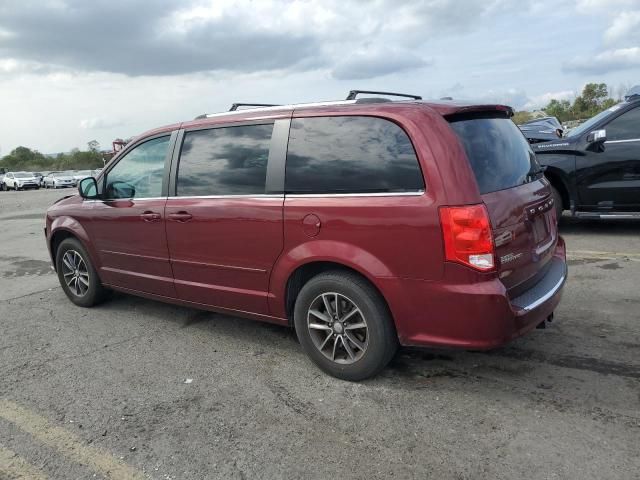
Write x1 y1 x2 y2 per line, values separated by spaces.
89 134 176 297
165 121 286 315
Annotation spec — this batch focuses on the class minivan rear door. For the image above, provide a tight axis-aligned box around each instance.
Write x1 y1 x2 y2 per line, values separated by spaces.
448 114 558 295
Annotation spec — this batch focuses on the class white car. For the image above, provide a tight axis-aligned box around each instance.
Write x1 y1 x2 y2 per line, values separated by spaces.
43 172 75 189
71 170 94 186
2 171 40 191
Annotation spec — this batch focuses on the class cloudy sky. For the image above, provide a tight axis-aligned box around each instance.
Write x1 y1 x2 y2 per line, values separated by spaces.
1 0 640 155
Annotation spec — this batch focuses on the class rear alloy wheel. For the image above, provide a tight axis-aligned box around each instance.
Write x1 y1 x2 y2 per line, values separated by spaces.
307 292 369 364
56 238 109 307
294 271 397 381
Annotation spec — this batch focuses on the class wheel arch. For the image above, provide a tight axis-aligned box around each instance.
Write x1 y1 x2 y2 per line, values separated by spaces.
277 259 394 328
544 168 571 211
49 218 100 273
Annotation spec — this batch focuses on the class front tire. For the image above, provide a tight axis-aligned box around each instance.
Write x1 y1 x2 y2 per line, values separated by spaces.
55 238 109 307
293 271 398 381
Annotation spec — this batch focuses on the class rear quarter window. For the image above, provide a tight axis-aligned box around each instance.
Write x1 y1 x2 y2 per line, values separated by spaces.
285 116 424 194
448 116 537 194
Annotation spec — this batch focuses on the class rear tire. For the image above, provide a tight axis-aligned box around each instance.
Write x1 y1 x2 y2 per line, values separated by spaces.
55 238 109 307
293 271 398 381
550 185 563 220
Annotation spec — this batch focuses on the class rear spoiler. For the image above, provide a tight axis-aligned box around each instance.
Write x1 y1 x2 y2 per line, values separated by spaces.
431 101 514 119
443 104 514 121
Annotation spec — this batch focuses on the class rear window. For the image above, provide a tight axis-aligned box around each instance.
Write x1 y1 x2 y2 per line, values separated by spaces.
285 116 424 194
448 116 537 194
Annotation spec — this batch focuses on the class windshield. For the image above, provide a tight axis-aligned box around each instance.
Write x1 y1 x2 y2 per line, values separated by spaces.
76 170 92 175
15 172 32 177
566 103 625 138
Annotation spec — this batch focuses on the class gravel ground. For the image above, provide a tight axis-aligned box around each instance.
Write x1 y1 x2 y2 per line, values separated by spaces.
0 188 639 480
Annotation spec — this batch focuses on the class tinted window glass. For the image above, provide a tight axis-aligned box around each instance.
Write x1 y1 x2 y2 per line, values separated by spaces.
105 136 170 199
177 124 273 196
448 116 537 194
606 107 640 141
285 116 424 193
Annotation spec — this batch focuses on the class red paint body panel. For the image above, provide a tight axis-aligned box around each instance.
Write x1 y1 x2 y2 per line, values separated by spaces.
85 199 175 297
165 197 284 314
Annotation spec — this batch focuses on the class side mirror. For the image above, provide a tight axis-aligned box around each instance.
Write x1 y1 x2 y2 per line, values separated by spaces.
78 177 99 199
586 129 606 144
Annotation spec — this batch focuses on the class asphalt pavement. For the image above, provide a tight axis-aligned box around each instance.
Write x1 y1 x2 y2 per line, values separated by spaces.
1 188 638 479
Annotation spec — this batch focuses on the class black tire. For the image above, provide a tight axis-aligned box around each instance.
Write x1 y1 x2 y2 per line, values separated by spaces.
550 185 563 220
55 237 109 307
293 271 398 381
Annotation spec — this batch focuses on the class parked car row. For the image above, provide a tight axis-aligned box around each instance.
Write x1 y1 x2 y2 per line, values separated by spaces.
0 169 102 191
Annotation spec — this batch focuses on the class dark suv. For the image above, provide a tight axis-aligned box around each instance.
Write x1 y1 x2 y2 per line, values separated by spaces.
535 87 640 218
45 90 567 381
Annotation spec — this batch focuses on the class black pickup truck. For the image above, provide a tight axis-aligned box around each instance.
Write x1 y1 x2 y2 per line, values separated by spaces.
534 87 640 219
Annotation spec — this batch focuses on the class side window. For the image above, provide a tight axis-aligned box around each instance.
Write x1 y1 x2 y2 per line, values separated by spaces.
104 136 170 199
606 107 640 141
285 116 424 194
177 124 274 196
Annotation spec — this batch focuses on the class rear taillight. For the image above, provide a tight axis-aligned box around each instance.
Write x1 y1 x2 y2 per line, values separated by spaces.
439 204 495 272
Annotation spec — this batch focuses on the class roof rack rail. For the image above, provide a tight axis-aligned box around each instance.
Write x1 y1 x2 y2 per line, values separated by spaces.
229 103 281 111
345 90 422 101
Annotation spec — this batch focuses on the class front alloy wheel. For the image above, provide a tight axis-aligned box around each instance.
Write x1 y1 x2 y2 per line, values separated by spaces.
61 250 90 297
55 238 109 307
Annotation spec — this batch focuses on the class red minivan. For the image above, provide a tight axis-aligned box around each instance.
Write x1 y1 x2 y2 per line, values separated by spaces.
45 91 567 381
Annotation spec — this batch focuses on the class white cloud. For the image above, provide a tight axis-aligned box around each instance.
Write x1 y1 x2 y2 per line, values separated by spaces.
523 90 575 110
564 47 640 74
575 0 640 13
604 10 640 45
332 48 431 80
1 0 640 153
79 117 125 130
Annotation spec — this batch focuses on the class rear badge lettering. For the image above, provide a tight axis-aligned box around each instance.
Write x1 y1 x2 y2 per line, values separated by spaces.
500 252 523 264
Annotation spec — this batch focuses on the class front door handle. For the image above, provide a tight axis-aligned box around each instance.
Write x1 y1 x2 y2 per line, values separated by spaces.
168 211 193 222
141 211 162 222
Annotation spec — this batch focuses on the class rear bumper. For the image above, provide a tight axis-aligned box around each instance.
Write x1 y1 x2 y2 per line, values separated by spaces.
381 236 568 349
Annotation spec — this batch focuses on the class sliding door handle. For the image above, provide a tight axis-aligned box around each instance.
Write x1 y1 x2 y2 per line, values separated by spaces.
168 211 193 222
140 211 161 222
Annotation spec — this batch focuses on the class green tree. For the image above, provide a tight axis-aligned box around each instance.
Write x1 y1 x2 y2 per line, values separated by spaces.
544 99 572 122
0 145 104 171
572 82 610 118
512 111 534 124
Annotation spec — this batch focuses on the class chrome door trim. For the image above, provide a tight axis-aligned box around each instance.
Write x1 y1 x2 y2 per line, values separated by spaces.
285 191 425 198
